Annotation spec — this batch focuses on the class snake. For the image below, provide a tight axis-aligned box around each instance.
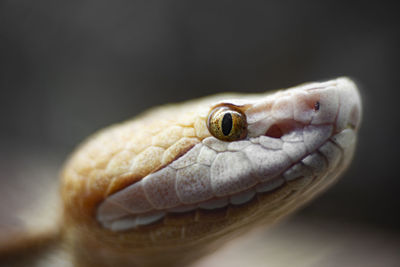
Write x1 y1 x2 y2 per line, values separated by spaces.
1 77 362 267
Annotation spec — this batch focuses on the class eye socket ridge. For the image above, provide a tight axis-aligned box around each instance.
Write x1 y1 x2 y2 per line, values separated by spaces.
207 104 248 142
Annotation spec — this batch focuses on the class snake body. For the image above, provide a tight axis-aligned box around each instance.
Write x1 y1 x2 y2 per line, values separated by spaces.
57 77 362 266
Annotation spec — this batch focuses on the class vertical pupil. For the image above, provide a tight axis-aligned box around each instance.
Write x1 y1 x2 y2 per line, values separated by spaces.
221 113 233 136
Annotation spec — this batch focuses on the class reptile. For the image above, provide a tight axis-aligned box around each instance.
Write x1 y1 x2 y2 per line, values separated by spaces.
0 77 362 267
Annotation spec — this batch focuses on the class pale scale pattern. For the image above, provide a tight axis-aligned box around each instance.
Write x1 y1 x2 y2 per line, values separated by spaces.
91 78 362 231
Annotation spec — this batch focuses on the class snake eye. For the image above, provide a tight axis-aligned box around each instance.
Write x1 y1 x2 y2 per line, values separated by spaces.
207 105 247 141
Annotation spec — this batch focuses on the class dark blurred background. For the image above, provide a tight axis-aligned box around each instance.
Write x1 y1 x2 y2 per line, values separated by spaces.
0 0 399 264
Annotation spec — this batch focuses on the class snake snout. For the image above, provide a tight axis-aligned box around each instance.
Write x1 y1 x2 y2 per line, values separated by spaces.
334 77 363 132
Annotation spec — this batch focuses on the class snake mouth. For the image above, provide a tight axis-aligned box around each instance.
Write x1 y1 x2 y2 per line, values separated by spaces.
97 126 355 232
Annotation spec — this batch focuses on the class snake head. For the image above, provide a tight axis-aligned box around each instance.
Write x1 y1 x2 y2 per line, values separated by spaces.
61 77 361 266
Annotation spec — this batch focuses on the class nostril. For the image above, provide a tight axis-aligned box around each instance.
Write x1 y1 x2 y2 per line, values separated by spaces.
265 124 284 138
314 101 320 111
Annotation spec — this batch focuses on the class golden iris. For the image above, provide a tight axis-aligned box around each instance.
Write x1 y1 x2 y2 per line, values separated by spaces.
207 105 247 141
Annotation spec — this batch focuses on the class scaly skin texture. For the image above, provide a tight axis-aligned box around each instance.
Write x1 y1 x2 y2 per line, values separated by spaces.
60 77 362 267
